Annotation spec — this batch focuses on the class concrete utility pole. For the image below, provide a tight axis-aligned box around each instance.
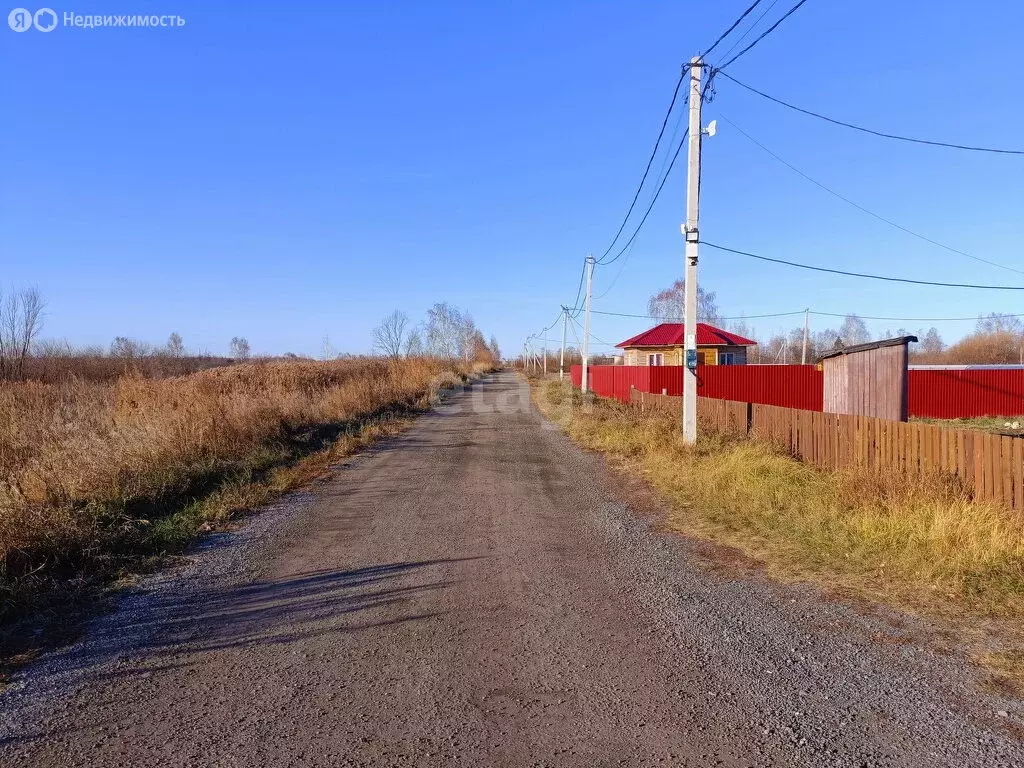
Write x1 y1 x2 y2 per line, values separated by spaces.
682 58 703 444
581 255 595 393
542 333 548 376
802 308 810 365
559 306 568 380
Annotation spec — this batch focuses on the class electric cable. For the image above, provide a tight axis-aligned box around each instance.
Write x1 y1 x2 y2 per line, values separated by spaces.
719 114 1024 276
717 0 811 69
716 0 783 62
597 67 691 262
590 308 806 321
717 71 1024 155
598 129 690 266
702 1 765 58
702 241 1024 290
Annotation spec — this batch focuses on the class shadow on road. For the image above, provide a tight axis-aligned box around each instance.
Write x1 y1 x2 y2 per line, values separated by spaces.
0 559 480 748
130 559 479 662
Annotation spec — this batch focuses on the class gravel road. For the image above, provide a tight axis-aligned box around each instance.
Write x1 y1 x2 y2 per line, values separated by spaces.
1 372 1021 766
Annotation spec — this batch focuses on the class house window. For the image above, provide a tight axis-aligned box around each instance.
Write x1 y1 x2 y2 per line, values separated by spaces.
719 352 735 365
647 353 664 366
696 350 708 365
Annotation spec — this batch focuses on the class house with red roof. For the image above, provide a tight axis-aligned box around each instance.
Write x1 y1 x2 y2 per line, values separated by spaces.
616 323 757 366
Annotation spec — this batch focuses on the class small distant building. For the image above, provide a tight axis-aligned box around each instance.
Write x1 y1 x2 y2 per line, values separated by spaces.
616 323 758 366
819 336 918 421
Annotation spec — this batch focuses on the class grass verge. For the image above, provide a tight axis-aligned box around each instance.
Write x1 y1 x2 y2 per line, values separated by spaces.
915 415 1024 437
533 377 1024 692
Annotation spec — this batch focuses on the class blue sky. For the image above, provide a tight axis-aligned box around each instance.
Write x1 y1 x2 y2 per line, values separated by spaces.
2 1 1022 357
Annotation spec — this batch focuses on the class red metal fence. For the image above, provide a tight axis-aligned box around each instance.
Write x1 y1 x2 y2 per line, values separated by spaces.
909 368 1024 419
570 365 822 410
568 365 1024 419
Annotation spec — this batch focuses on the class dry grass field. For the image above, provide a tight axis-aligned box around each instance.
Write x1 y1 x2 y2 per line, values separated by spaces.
534 378 1024 690
0 357 476 658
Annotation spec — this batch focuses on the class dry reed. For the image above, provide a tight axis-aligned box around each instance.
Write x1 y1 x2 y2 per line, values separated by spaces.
0 357 472 628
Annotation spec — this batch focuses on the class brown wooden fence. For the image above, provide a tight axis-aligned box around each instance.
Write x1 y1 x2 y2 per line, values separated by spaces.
629 389 1024 510
633 389 750 437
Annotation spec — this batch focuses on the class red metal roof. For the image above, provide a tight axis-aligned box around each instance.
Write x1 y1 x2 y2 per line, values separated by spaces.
616 323 757 348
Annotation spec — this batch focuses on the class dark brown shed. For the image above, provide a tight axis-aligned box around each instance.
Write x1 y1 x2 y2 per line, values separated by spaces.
819 336 918 422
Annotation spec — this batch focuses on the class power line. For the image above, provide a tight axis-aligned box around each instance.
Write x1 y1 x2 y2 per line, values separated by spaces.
567 257 588 317
590 308 806 321
810 310 1024 322
717 71 1024 155
702 0 765 58
719 113 1024 276
702 241 1024 290
593 238 638 300
717 0 783 62
569 314 616 348
577 307 1020 323
538 310 564 337
717 0 811 69
597 66 690 262
597 129 690 266
594 105 695 290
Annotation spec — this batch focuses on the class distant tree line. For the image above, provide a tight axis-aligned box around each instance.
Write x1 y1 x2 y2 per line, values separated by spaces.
733 314 1024 366
643 279 1024 365
371 303 500 365
0 285 260 383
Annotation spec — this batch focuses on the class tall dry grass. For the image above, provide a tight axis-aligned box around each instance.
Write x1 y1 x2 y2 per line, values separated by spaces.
11 353 234 384
0 357 472 629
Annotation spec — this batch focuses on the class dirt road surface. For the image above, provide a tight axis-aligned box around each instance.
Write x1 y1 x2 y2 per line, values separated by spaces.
1 373 1021 766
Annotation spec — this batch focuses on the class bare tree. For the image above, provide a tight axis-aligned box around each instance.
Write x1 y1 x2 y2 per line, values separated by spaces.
0 286 45 380
16 288 44 378
468 329 492 363
458 313 478 361
167 332 185 357
320 335 339 361
34 338 72 358
920 327 944 355
230 336 251 360
372 310 409 358
404 328 424 357
646 280 720 323
425 303 465 359
111 337 152 358
488 334 501 361
837 314 870 346
977 313 1024 335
